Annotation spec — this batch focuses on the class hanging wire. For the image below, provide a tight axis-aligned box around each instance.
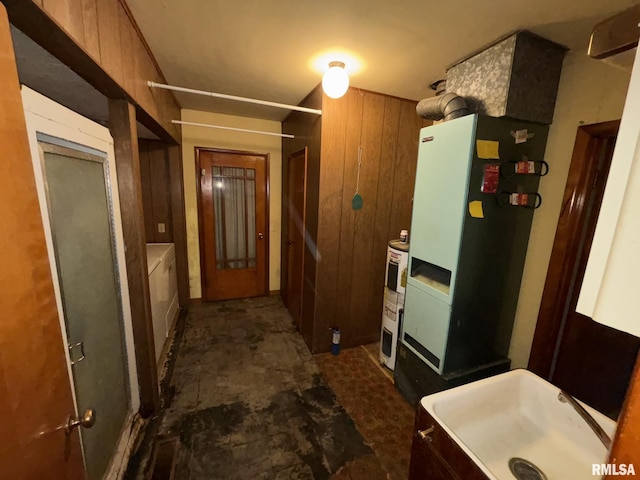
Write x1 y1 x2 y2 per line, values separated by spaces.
355 146 363 194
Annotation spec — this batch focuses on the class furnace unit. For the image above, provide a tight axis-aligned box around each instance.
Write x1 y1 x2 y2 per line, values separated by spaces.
396 114 549 402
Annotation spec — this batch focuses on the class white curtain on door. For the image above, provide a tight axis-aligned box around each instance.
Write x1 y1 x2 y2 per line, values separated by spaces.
213 167 256 270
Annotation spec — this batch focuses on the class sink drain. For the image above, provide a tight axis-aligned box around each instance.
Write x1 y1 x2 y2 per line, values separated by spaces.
508 458 548 480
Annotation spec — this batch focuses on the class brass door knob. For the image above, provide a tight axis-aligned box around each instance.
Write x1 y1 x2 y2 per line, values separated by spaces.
258 232 264 240
66 409 96 434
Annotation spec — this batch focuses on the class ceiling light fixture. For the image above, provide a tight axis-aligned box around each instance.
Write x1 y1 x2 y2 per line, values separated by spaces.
322 61 349 99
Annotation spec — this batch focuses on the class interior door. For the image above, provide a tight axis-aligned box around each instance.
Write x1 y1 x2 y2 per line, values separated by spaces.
198 149 268 301
0 8 84 477
22 87 137 480
38 140 130 480
550 132 638 417
530 122 639 418
284 148 307 328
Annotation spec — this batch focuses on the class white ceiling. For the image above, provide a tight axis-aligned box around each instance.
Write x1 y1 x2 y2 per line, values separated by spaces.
127 0 637 121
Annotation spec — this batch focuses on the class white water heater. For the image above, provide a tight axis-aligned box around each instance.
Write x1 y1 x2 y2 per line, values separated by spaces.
380 240 409 370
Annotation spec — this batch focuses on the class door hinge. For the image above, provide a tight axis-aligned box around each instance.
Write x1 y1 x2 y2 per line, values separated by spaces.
201 168 206 177
69 341 85 365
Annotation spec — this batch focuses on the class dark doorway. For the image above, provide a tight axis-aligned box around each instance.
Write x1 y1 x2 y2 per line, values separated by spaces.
529 120 639 418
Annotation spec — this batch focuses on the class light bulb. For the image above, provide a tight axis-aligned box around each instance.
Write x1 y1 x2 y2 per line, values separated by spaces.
322 61 349 99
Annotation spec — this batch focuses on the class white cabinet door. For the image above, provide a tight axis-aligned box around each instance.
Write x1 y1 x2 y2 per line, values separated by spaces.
148 267 165 363
164 248 179 334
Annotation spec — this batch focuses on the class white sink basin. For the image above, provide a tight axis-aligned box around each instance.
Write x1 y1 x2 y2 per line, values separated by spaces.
420 369 616 479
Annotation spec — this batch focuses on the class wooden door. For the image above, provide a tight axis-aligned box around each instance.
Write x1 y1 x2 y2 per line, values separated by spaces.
529 121 639 418
284 148 307 328
0 5 85 478
198 148 268 301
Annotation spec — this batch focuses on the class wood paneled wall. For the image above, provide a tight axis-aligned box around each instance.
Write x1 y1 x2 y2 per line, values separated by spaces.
167 144 190 307
315 89 429 352
282 86 429 353
139 139 173 243
139 140 190 307
109 98 159 414
4 0 181 143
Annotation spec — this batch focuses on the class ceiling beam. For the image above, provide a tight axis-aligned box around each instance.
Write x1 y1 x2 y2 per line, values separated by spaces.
589 4 640 59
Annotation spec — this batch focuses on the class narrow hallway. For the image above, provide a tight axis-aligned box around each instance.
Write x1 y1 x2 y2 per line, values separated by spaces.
148 297 382 479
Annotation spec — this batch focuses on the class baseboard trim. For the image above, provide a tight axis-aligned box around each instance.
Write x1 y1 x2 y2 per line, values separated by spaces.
312 333 380 354
190 294 280 302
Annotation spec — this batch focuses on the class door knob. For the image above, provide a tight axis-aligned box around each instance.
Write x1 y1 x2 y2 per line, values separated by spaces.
287 240 294 245
66 409 96 434
258 233 264 240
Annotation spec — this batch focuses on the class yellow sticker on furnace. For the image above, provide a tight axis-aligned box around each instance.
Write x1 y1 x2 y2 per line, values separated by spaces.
469 201 484 219
476 140 500 159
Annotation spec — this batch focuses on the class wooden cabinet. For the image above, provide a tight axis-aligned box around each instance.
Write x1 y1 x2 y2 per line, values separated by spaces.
409 405 489 480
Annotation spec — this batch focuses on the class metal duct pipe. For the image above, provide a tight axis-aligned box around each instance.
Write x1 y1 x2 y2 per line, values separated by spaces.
416 92 470 121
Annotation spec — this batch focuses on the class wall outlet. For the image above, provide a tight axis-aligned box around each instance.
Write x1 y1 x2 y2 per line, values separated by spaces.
158 223 165 233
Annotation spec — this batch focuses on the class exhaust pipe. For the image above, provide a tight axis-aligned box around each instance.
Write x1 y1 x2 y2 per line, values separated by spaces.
416 92 469 122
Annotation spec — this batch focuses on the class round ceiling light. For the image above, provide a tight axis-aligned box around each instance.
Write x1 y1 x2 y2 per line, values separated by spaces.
322 61 349 99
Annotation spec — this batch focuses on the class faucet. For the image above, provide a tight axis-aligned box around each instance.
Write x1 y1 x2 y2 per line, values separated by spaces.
558 390 612 450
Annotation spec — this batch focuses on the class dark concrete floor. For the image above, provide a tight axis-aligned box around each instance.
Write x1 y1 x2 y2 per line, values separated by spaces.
152 297 375 479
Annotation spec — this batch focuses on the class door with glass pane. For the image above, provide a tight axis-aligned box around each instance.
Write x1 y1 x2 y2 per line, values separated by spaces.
38 138 130 480
198 149 268 301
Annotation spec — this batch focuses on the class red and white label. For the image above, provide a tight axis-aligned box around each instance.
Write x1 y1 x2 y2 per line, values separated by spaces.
510 193 529 206
482 164 500 194
515 161 536 174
